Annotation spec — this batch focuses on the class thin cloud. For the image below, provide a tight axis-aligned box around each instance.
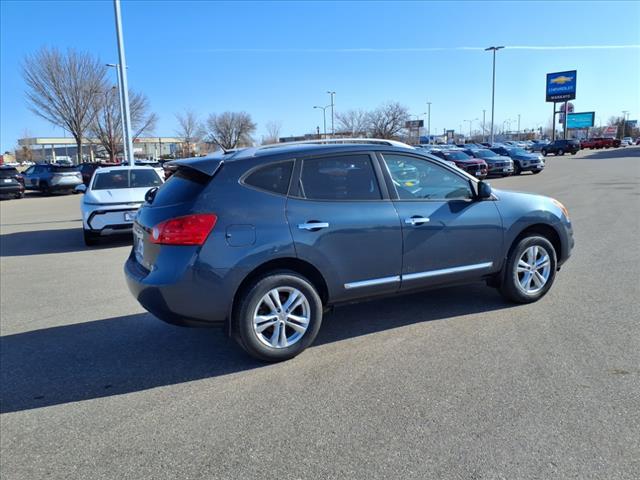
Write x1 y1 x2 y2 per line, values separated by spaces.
193 45 639 53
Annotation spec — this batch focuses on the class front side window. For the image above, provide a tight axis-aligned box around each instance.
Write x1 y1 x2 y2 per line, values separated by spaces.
382 154 473 201
299 154 381 201
244 161 293 195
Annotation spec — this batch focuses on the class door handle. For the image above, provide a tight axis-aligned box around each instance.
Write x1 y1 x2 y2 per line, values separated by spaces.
298 222 330 231
405 216 430 226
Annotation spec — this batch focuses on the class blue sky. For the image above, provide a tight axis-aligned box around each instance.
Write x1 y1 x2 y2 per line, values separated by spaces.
1 0 639 151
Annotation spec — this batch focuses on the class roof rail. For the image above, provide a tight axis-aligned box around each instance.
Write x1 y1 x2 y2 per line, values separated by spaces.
257 138 415 150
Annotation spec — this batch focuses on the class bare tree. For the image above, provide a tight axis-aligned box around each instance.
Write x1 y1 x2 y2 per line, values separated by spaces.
367 102 409 139
90 88 158 162
336 109 370 137
175 109 204 157
22 47 107 164
261 120 282 145
206 111 256 150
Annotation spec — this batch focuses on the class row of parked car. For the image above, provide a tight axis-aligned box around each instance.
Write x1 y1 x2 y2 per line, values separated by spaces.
416 142 547 179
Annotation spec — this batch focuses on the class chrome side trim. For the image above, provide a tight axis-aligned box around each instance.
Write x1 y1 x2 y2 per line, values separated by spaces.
344 275 401 290
402 262 494 281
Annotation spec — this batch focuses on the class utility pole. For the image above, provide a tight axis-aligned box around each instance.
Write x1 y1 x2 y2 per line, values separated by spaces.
485 46 504 145
113 0 134 166
426 101 432 144
327 91 335 137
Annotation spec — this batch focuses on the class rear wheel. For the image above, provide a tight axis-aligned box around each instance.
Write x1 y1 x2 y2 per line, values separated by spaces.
514 162 522 175
557 149 564 156
541 149 547 156
14 191 24 199
499 236 557 303
40 182 50 196
234 271 323 362
83 229 100 246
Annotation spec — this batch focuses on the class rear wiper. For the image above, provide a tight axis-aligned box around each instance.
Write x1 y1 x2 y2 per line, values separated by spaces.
145 187 159 204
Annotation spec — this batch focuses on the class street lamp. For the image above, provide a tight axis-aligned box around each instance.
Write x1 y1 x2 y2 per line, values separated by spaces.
327 91 336 137
313 105 330 139
464 118 478 141
482 109 486 142
517 113 521 140
621 110 629 139
112 0 134 166
485 46 504 144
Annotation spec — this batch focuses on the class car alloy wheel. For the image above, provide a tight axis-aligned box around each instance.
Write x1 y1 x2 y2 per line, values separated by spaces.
558 149 564 156
515 245 551 295
252 287 310 348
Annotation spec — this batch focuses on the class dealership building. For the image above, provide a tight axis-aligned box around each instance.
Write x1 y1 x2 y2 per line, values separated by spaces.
17 136 193 162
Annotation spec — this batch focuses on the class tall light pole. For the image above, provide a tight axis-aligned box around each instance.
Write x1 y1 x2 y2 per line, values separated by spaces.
621 110 629 139
327 91 335 137
426 101 432 144
482 109 486 142
106 63 126 159
517 114 521 140
113 0 134 166
464 119 478 141
485 46 504 145
313 105 330 139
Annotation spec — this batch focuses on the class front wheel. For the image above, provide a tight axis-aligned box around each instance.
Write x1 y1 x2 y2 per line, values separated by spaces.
541 149 547 156
83 229 99 246
557 149 564 156
499 236 557 303
234 271 323 361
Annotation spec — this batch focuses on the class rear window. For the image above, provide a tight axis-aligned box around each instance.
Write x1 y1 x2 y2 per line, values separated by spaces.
0 168 19 177
151 167 210 206
52 165 79 172
243 161 293 195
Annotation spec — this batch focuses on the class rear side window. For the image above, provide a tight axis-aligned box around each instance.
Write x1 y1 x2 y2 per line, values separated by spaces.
151 167 210 206
299 154 381 201
243 161 293 195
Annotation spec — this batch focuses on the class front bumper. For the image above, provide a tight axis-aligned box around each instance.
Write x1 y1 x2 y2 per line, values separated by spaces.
83 203 141 235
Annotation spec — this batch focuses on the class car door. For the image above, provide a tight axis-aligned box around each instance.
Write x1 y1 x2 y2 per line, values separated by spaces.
23 166 38 188
378 152 503 290
286 152 403 302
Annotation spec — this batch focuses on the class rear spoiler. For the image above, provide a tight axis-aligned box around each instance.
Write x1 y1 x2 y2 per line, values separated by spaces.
168 157 224 177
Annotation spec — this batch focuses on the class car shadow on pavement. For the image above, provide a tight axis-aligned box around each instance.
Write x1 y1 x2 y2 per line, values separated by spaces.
0 227 130 257
0 283 511 413
580 147 640 160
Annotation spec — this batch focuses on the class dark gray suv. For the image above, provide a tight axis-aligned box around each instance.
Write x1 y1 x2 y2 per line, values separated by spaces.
125 140 574 361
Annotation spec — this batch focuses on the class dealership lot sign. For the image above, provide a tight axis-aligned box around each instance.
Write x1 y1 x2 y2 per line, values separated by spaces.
546 70 577 102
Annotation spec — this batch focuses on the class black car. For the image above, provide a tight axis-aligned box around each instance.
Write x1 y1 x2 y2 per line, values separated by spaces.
463 149 514 177
0 166 25 199
541 140 580 156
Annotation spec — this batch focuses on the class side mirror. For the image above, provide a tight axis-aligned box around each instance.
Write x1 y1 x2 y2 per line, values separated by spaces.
75 184 87 194
477 181 492 199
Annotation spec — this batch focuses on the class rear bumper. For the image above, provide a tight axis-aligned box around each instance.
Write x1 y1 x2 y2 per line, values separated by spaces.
124 253 236 327
0 184 23 195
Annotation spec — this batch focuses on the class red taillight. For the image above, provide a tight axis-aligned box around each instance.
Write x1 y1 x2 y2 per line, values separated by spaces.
149 214 217 246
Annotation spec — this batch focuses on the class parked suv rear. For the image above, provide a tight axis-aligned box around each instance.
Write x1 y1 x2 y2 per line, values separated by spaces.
0 166 25 199
541 139 580 156
22 163 83 194
125 140 574 361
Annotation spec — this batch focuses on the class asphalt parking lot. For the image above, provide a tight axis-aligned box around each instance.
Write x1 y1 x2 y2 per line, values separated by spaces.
1 147 639 479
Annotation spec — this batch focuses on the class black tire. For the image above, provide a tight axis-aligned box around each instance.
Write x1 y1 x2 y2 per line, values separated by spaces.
83 229 100 246
571 151 577 155
234 271 323 362
557 149 564 156
14 191 24 199
541 149 547 156
40 182 51 196
499 235 557 304
514 162 522 175
531 169 542 175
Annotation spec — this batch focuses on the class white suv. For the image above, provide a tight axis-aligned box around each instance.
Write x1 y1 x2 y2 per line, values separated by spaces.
77 166 163 245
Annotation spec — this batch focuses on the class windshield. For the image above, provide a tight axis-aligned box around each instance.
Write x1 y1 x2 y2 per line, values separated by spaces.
507 148 528 156
472 149 496 159
92 169 162 190
442 151 471 161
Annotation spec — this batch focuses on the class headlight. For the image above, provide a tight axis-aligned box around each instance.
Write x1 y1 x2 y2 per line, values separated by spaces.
551 198 570 220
